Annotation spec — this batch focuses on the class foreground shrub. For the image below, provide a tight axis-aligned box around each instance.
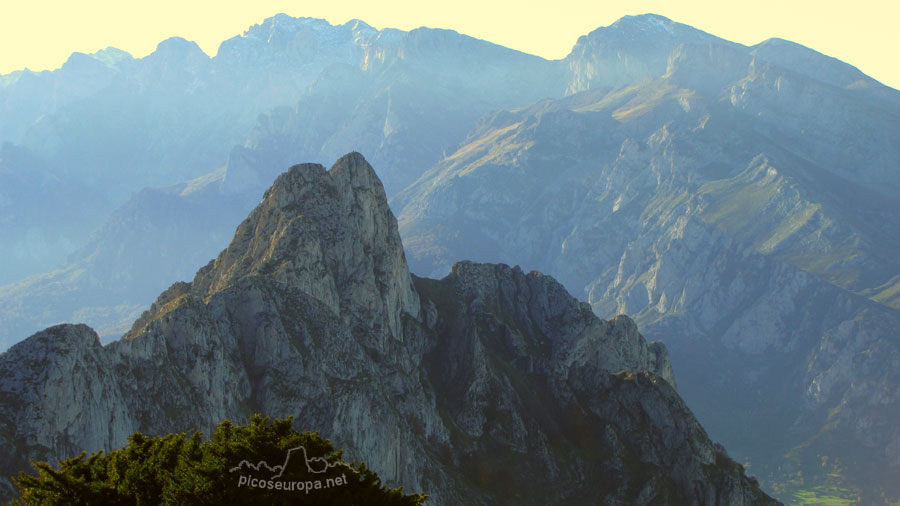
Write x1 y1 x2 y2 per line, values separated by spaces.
9 414 426 506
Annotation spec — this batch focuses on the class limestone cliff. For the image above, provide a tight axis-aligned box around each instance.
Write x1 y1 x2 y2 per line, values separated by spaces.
0 153 778 505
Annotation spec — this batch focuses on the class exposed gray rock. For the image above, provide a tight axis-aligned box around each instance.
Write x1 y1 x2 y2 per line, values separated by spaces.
0 324 135 499
0 154 777 505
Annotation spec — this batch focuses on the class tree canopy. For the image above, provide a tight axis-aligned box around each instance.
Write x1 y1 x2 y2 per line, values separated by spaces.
8 414 426 506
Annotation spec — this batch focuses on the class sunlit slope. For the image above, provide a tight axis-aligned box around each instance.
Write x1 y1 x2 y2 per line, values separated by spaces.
398 56 900 311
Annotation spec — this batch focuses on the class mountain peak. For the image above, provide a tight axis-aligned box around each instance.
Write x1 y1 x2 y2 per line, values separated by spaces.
90 47 133 67
61 52 111 72
343 18 374 31
584 12 725 43
185 153 419 337
153 36 208 58
261 13 331 31
328 151 384 192
248 13 365 39
564 12 730 92
215 13 373 68
61 47 133 71
3 324 99 357
612 13 676 33
749 36 883 91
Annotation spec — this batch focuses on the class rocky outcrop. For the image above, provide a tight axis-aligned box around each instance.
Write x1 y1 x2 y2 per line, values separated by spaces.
564 14 735 94
0 154 778 505
0 324 135 499
434 261 676 387
188 153 420 336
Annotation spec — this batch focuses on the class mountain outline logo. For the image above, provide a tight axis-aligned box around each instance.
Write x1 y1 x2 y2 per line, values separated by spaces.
229 446 356 493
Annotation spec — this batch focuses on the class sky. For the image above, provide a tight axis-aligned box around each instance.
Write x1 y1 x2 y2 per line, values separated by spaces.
1 0 898 90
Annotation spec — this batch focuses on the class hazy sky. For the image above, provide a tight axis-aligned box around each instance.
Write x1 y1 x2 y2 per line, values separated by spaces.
2 0 898 90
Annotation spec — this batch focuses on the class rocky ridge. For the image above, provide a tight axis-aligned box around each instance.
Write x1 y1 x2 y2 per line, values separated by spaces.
394 31 900 502
0 153 778 505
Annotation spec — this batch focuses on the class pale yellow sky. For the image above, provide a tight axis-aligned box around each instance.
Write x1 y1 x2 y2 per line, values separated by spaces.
1 0 898 90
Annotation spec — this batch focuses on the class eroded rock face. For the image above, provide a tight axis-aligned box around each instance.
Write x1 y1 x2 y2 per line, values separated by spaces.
188 152 420 340
0 154 778 505
436 261 676 387
0 324 135 499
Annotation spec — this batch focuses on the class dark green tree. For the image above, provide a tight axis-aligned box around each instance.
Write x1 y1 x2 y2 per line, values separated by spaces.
8 414 426 506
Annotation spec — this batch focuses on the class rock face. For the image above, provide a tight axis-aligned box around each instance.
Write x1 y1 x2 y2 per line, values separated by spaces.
0 324 134 483
0 153 778 505
394 23 900 502
564 14 733 94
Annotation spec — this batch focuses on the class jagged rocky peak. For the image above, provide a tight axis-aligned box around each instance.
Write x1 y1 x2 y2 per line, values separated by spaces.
151 36 209 61
611 13 678 33
141 37 210 75
415 262 772 504
429 261 677 388
59 51 121 76
0 324 133 472
570 13 719 51
750 37 858 85
343 18 374 31
749 37 900 100
90 46 132 65
0 152 781 505
564 13 732 93
0 324 100 368
135 152 419 339
215 13 378 67
236 13 344 45
258 13 343 34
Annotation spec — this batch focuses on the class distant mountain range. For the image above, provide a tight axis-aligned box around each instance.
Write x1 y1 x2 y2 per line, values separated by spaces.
0 12 898 504
394 15 900 504
0 14 562 285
